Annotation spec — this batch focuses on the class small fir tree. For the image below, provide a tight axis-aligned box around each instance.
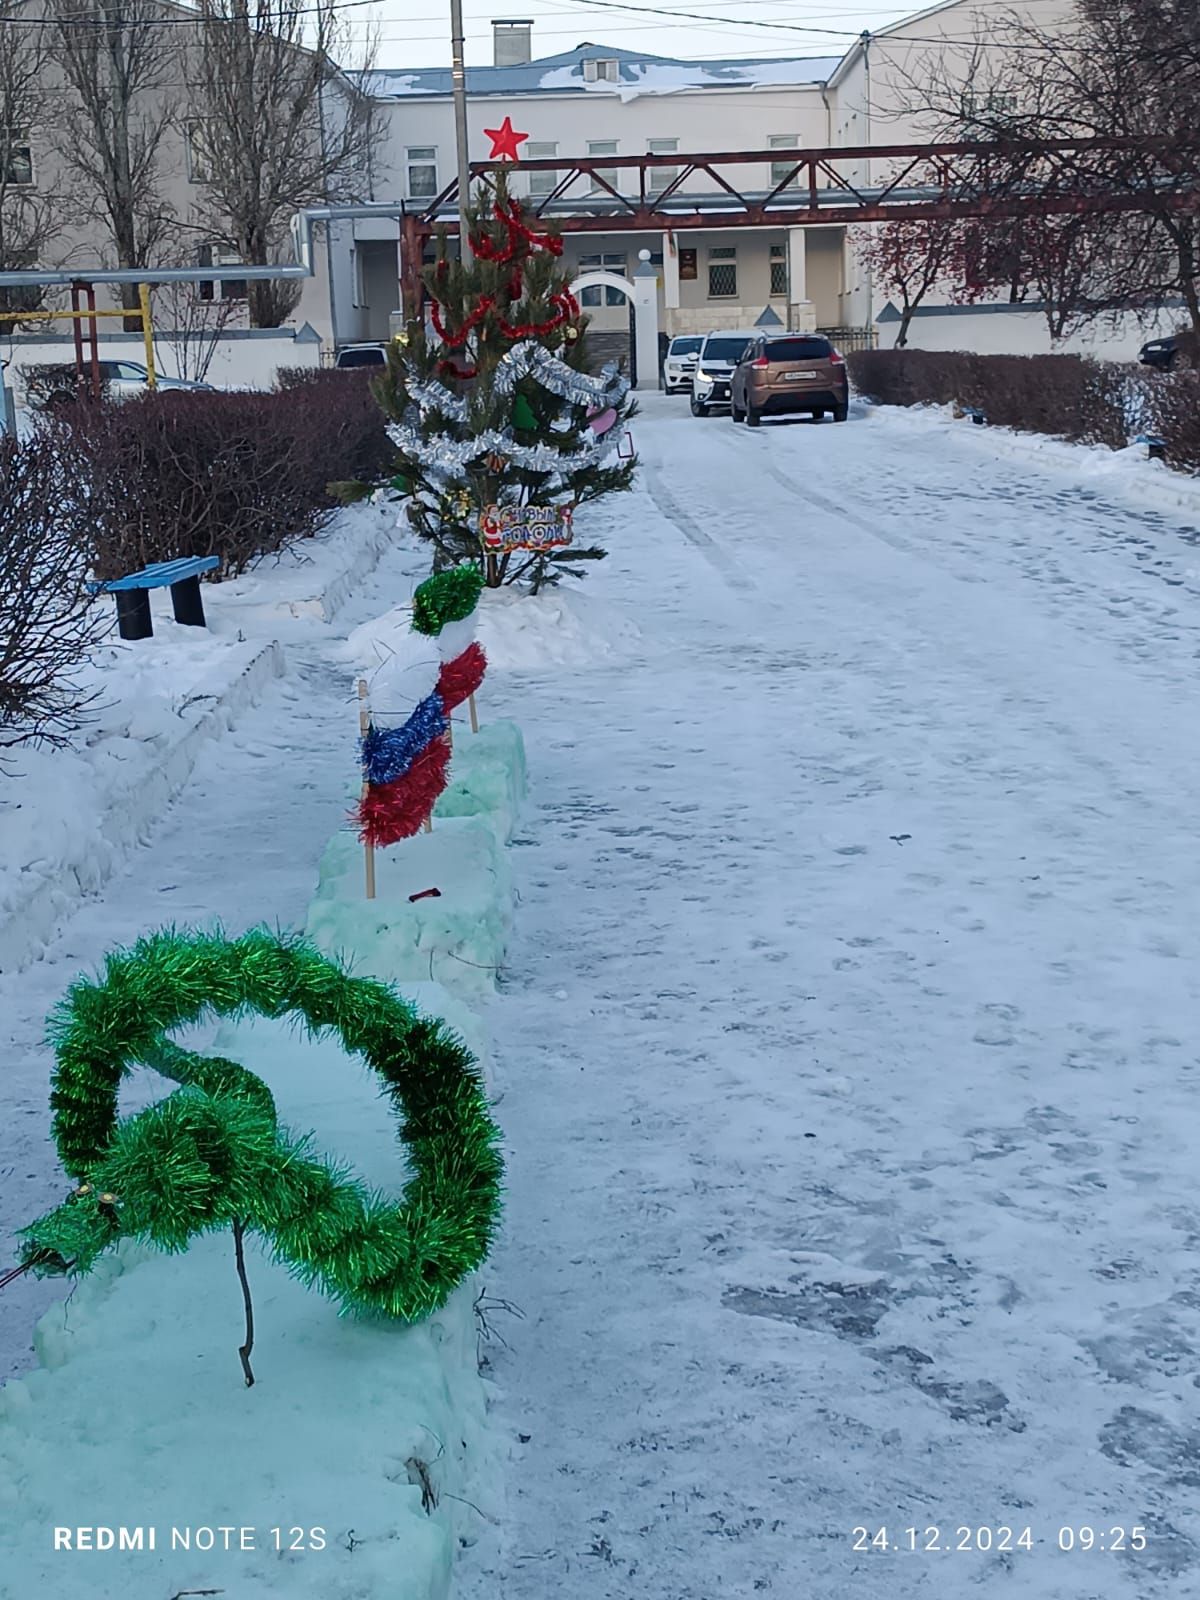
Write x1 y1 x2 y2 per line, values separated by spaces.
375 174 636 588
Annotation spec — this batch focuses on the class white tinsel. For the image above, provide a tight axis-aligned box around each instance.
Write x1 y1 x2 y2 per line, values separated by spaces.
492 341 629 407
388 419 626 483
404 372 470 422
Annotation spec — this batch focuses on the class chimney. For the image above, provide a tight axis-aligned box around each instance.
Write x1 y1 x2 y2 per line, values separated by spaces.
493 19 532 66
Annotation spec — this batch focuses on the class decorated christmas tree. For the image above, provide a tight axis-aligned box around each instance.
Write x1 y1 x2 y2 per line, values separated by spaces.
376 172 637 589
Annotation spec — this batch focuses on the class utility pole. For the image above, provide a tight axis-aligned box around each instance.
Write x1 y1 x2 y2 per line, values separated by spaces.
450 0 472 264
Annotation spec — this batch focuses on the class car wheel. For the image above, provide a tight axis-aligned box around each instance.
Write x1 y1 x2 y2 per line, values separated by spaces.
690 400 709 417
731 395 745 422
832 403 849 423
812 409 825 422
746 405 762 428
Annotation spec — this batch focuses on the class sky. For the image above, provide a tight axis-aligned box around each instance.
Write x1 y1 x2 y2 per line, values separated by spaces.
353 0 923 71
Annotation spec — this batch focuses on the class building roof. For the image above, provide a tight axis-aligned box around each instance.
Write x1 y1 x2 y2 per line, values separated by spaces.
365 43 840 103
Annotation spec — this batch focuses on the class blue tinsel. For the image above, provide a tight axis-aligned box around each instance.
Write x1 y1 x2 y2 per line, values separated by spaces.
362 692 447 785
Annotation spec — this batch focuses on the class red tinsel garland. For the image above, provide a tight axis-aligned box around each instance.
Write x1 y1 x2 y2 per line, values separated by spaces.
430 295 494 350
355 736 451 848
496 289 580 341
437 642 487 712
471 199 565 265
438 358 478 380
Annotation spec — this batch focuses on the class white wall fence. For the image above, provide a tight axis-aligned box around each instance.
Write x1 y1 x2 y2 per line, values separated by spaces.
1 324 324 406
875 302 1182 362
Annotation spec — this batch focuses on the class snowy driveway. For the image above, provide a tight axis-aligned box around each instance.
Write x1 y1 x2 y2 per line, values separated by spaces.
466 397 1200 1600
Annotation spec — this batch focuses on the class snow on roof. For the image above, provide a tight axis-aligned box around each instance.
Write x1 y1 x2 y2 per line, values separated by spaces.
365 44 838 102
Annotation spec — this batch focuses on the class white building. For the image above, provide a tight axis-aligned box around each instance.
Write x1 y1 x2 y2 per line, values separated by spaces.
325 0 1071 362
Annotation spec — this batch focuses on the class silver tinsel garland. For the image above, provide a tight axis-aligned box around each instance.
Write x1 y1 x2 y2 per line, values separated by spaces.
493 340 629 407
388 416 626 483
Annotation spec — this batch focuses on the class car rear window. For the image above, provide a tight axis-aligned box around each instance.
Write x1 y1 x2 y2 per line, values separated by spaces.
764 337 833 361
669 337 702 355
337 347 386 367
702 337 751 361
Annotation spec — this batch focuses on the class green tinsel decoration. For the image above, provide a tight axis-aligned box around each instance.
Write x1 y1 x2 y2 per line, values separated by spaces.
411 564 485 636
19 928 504 1322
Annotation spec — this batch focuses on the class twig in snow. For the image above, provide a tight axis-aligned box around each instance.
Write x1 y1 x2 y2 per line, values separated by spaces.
442 1491 501 1526
232 1219 255 1387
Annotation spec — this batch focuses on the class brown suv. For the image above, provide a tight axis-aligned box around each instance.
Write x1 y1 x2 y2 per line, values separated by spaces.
730 334 849 426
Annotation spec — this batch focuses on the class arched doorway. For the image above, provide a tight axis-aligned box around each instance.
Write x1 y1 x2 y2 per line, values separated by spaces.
570 269 638 383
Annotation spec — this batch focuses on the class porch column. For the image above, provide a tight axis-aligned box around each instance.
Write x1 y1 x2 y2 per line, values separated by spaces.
632 250 660 390
786 226 817 332
662 229 680 311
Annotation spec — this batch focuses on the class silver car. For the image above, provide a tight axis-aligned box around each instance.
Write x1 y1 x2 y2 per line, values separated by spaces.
689 330 754 416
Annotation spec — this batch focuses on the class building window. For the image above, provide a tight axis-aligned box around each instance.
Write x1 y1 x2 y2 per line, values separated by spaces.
768 135 799 187
197 243 246 303
526 141 558 198
959 89 1017 124
770 242 787 297
708 245 737 299
406 146 438 198
0 128 32 186
588 139 619 194
579 251 628 307
186 122 213 184
647 138 679 194
583 57 619 82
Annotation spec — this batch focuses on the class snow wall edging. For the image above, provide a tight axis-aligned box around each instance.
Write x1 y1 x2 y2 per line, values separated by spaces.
0 716 526 1600
0 639 286 978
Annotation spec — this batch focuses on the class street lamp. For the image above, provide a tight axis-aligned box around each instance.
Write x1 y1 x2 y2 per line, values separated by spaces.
450 0 472 264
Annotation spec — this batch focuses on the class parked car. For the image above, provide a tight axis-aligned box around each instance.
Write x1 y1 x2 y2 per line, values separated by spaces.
1139 330 1199 371
689 330 755 415
334 343 388 370
25 359 214 408
730 333 849 426
663 334 703 394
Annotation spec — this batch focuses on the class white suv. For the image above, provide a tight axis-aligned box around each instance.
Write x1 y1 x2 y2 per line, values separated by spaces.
663 334 703 394
690 330 754 416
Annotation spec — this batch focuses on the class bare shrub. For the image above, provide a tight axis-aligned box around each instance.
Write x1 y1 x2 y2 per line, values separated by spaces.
1148 369 1200 470
52 390 329 579
49 379 395 581
848 349 1135 450
0 434 104 750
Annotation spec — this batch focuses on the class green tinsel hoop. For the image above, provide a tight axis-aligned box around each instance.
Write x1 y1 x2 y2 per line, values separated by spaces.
19 928 504 1322
411 563 485 635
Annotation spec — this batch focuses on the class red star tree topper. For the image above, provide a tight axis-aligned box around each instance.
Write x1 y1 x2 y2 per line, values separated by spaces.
484 116 528 162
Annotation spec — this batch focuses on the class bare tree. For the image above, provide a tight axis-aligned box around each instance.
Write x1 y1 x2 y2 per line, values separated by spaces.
0 7 64 315
50 0 177 318
852 210 965 347
185 0 379 327
152 279 241 381
897 3 1200 335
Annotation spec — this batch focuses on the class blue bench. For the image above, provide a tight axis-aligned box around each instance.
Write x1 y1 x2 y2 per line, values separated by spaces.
89 556 219 640
1135 432 1167 460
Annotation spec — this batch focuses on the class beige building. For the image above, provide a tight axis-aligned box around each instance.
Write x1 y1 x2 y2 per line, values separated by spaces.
1 0 1079 360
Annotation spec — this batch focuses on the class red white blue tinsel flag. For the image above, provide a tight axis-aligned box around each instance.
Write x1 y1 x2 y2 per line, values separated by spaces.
354 567 488 848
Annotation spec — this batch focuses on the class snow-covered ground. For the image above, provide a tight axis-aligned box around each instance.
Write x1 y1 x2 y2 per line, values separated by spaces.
7 392 1200 1597
457 395 1200 1600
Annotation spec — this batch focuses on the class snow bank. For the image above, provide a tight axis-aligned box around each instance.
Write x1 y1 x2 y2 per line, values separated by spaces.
0 502 398 976
340 579 640 688
475 584 641 670
0 712 525 1600
0 636 284 977
865 400 1200 522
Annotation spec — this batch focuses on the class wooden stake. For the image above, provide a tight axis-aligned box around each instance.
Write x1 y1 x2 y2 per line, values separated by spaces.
357 679 376 901
468 692 479 734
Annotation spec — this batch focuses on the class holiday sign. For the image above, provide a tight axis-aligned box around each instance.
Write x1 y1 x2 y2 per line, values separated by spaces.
479 502 574 553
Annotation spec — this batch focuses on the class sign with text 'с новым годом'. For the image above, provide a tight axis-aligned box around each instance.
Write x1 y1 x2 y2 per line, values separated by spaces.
479 503 574 553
